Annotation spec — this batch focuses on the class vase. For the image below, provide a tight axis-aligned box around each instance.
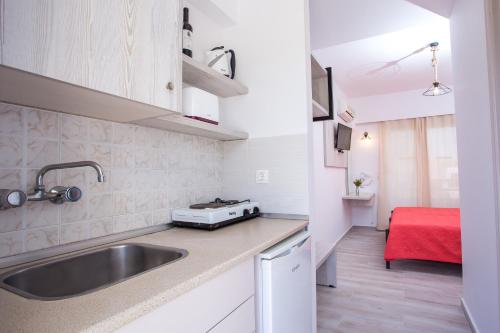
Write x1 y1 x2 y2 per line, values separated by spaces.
355 186 360 196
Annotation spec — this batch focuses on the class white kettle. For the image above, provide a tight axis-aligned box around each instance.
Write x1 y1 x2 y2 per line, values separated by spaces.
205 46 236 79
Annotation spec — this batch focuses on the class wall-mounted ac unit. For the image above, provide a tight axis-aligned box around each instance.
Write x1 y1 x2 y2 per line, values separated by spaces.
337 108 355 123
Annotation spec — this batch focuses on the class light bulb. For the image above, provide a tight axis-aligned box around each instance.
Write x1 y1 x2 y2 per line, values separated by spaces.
433 86 440 96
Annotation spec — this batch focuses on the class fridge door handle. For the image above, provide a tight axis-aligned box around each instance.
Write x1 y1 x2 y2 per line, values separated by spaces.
264 237 309 260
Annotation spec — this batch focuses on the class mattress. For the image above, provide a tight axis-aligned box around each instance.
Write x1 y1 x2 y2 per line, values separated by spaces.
384 207 462 264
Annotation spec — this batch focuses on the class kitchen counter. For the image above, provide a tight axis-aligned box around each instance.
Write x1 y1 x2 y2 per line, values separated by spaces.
0 218 308 333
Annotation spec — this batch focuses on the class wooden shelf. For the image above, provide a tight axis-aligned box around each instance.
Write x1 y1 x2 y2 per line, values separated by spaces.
312 99 329 117
0 65 175 123
182 55 248 97
311 55 327 79
134 115 248 141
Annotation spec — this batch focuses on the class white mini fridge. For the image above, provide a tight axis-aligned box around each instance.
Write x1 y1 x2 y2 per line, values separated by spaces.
255 230 313 333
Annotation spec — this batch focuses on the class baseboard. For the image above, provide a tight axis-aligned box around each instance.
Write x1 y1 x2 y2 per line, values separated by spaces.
461 297 479 333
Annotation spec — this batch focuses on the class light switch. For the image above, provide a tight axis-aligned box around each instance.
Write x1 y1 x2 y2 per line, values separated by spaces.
256 170 269 183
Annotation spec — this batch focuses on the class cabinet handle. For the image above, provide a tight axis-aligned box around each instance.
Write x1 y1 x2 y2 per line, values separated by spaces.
166 82 174 91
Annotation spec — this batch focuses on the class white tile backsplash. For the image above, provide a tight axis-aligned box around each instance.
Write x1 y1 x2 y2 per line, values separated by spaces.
0 102 223 258
223 135 309 215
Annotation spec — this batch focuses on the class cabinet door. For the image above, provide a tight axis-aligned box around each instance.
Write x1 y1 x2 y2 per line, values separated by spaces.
1 0 181 112
208 296 256 333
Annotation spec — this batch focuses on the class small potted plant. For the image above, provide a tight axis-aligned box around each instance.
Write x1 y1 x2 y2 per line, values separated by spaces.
353 178 363 196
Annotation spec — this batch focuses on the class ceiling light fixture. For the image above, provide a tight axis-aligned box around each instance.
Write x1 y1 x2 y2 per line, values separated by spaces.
361 132 371 140
423 42 452 96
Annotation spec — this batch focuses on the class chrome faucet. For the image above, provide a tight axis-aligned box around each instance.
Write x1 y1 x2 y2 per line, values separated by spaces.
28 161 105 204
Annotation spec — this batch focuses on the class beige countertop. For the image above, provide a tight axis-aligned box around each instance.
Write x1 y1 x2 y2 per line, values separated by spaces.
0 218 308 333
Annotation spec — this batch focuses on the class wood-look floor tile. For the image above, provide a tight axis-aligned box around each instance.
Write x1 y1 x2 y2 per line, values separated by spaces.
317 227 471 333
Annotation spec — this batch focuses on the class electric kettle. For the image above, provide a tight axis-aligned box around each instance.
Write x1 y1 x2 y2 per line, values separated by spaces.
205 46 236 79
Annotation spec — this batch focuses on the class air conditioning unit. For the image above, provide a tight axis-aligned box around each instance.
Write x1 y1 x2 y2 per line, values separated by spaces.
337 108 355 123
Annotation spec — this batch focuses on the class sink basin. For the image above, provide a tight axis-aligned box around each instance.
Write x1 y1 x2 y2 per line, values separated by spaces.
0 243 188 300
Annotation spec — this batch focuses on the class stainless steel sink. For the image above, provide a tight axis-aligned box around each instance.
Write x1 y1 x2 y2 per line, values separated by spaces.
0 243 188 300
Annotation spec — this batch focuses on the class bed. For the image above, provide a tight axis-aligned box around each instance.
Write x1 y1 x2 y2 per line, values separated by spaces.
384 207 462 269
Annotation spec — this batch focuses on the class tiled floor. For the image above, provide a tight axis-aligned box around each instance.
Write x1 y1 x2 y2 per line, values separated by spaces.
317 227 471 333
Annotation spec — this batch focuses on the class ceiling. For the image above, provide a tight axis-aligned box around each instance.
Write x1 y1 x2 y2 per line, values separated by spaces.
405 0 455 17
310 0 454 98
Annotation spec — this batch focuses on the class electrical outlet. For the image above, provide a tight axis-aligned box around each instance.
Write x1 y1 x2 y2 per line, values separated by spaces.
256 170 269 183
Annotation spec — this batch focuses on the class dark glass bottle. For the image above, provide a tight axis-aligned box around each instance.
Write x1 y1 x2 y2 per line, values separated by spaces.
182 7 193 57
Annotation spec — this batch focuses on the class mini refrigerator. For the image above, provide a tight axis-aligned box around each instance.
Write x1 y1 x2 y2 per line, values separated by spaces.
255 230 313 333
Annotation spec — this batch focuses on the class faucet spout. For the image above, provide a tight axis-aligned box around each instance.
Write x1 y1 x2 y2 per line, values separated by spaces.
35 161 105 191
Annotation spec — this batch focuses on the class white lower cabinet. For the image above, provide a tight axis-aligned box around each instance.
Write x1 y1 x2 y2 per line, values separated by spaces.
116 259 255 333
208 296 255 333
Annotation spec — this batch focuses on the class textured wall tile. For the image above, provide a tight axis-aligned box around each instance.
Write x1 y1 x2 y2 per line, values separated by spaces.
61 141 87 163
112 146 134 169
135 191 153 213
26 108 59 139
135 212 152 228
153 191 169 210
113 192 134 215
61 169 87 190
135 147 154 169
0 104 23 136
25 227 59 251
0 136 23 168
153 209 170 225
88 193 113 219
89 217 114 238
26 138 59 169
113 124 135 145
88 144 112 167
25 201 59 229
111 169 134 191
113 214 135 233
87 169 111 193
0 208 24 233
134 127 153 147
61 197 88 224
0 231 23 257
0 103 225 257
88 119 113 143
61 222 89 244
62 115 88 141
0 169 22 189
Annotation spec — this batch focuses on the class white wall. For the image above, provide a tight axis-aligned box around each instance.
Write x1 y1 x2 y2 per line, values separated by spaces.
218 0 310 138
312 81 353 264
349 123 379 227
350 88 455 123
213 0 311 215
450 0 500 332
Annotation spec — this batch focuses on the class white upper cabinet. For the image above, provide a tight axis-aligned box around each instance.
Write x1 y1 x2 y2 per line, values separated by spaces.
0 0 181 113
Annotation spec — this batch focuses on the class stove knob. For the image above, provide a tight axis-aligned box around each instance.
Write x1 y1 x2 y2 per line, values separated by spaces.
243 209 250 216
253 207 260 215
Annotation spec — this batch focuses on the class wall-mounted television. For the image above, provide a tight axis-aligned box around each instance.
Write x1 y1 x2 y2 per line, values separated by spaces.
335 123 352 152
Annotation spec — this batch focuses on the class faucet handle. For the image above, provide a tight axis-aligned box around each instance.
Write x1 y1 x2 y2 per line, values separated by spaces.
48 186 82 204
0 189 27 210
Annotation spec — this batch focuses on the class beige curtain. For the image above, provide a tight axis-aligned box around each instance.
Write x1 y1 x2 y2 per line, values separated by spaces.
426 115 460 207
376 115 459 230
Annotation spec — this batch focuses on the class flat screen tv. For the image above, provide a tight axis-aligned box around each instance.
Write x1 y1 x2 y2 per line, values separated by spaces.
335 123 352 152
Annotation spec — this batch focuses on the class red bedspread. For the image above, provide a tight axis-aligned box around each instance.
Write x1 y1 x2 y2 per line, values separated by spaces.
384 207 462 264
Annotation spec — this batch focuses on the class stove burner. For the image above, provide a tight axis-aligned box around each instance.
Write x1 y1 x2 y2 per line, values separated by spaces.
189 198 250 209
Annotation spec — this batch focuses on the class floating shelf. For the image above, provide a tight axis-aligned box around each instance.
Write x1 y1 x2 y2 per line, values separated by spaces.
134 115 248 141
342 193 375 201
182 55 248 97
312 99 328 117
0 65 175 123
311 55 327 80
